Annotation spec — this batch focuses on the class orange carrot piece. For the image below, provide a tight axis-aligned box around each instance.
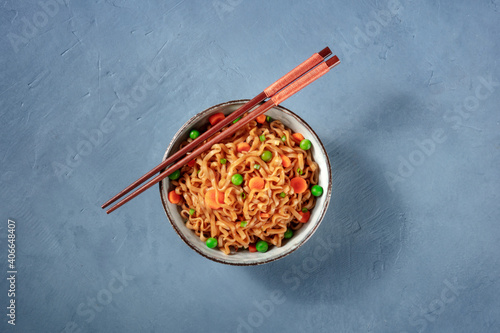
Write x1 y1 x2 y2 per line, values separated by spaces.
208 113 225 126
299 211 311 223
237 142 251 153
260 213 270 218
290 177 308 194
292 133 305 143
205 189 222 209
168 190 181 204
281 154 291 168
256 114 266 124
249 244 257 252
187 159 196 167
249 177 265 190
217 190 225 204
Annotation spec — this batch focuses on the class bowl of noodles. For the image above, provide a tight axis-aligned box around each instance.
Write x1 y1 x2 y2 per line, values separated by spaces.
159 100 332 265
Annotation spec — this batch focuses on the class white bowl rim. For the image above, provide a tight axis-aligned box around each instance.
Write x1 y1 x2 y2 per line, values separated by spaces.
159 99 332 266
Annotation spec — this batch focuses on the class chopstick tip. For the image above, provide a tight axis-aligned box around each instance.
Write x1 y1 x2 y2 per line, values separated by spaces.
326 55 340 68
318 47 332 58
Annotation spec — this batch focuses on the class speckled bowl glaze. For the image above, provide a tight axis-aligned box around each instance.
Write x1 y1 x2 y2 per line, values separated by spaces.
159 100 332 265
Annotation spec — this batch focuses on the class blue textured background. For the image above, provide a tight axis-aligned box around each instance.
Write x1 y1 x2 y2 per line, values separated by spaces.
1 0 499 332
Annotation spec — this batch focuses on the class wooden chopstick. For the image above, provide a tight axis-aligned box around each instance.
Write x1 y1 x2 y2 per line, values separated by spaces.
101 47 332 209
105 55 340 214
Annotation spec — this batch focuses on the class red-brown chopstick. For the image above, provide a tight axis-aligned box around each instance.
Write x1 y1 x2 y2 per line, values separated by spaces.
101 47 332 209
105 55 340 214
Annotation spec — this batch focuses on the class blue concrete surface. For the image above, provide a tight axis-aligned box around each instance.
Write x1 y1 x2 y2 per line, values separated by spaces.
1 0 499 332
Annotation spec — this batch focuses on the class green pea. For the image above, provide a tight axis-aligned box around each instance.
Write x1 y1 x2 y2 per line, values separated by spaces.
280 192 286 198
206 237 217 249
297 168 303 175
189 130 200 140
256 240 268 253
168 169 181 180
311 185 323 197
261 151 272 162
220 158 227 164
240 221 248 227
254 164 261 170
241 192 246 199
259 135 266 142
302 208 308 213
233 117 241 124
284 228 293 239
299 139 312 150
189 209 195 215
281 135 286 142
197 170 201 174
266 116 272 123
232 174 243 186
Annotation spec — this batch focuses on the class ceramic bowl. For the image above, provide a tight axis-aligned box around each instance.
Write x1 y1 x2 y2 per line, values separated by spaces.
159 100 332 265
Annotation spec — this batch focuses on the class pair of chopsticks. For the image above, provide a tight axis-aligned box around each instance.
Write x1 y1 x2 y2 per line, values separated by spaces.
102 47 340 213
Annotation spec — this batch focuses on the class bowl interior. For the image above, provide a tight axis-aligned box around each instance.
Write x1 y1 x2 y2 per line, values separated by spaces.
160 100 332 265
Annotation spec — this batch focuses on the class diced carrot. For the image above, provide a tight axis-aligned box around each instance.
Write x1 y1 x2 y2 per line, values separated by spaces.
248 177 265 190
205 189 223 209
281 154 291 168
292 133 305 143
187 159 196 167
208 113 225 126
249 244 257 252
256 114 266 124
168 190 181 204
290 177 308 194
298 211 311 223
217 190 225 204
237 142 251 153
260 213 270 218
